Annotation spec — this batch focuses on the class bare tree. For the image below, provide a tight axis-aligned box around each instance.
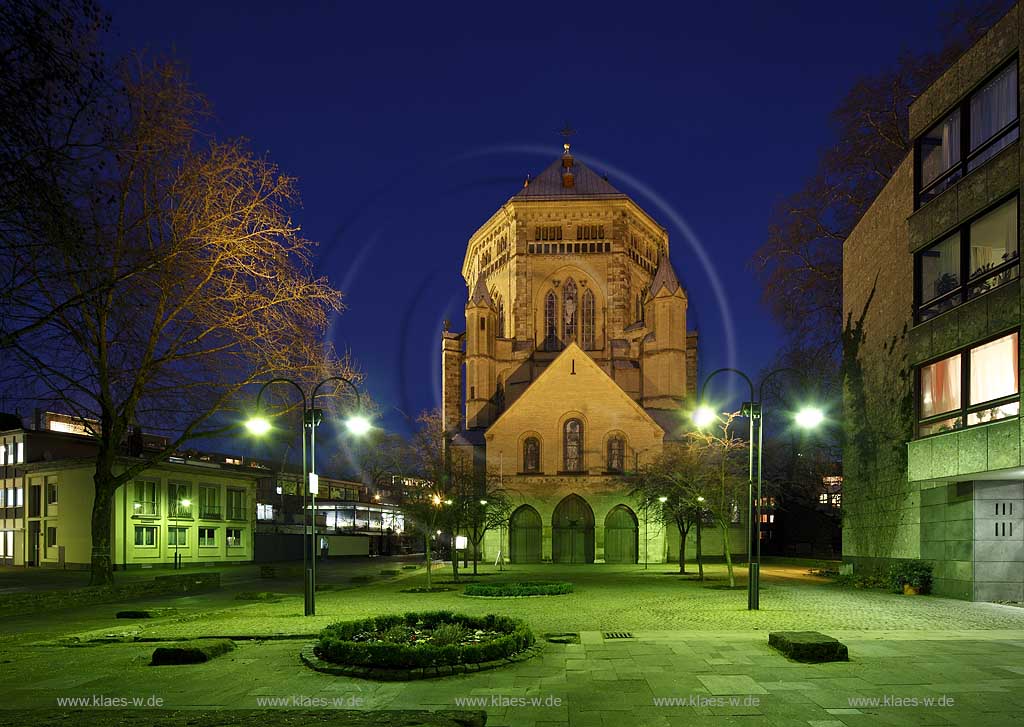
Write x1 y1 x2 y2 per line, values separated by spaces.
4 58 350 585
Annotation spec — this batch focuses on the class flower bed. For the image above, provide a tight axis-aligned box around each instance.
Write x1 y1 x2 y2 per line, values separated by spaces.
463 582 572 597
314 611 534 672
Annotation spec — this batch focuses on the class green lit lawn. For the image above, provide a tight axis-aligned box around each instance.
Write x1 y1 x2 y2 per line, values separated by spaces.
86 561 1024 641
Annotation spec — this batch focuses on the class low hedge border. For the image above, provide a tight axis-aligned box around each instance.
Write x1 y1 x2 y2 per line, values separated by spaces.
312 611 535 675
300 641 541 681
462 582 572 597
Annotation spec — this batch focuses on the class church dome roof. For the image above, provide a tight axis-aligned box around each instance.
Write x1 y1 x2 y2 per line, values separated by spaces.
514 145 625 200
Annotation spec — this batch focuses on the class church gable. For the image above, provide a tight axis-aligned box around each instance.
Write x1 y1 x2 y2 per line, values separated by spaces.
485 343 666 475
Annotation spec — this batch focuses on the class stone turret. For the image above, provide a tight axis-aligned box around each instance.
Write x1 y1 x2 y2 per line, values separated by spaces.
465 276 497 428
641 256 688 409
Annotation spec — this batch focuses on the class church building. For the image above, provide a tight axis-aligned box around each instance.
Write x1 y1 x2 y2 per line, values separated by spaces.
442 143 716 565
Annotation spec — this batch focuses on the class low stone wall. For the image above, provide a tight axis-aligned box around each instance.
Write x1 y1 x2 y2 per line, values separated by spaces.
0 572 221 615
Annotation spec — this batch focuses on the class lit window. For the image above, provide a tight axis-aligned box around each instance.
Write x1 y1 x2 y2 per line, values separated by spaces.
46 526 56 548
917 60 1018 206
562 279 577 342
257 503 274 521
16 442 24 464
916 197 1019 322
134 481 159 516
563 419 583 472
168 526 188 547
581 289 595 349
134 526 157 547
606 435 625 473
169 482 191 517
523 437 540 473
199 484 220 519
46 483 58 505
918 332 1020 436
544 291 559 351
226 489 246 520
226 528 243 547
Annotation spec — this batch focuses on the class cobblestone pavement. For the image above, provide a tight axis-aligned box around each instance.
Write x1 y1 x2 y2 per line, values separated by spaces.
1 561 1023 726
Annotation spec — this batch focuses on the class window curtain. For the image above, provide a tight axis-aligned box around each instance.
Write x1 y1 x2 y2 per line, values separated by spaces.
971 63 1018 150
922 111 961 187
921 354 961 418
970 333 1019 405
970 199 1018 276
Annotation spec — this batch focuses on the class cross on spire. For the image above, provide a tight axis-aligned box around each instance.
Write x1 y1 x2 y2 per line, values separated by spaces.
559 122 575 153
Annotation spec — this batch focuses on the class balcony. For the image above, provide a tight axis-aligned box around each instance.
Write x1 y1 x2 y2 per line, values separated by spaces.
169 504 193 519
199 505 222 520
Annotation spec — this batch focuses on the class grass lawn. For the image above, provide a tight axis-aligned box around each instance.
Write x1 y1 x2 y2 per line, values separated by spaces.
104 561 1024 641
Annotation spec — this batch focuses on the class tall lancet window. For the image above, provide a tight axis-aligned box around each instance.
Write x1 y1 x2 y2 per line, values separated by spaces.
563 279 578 343
523 437 540 473
635 294 643 323
494 292 505 338
581 289 595 349
544 291 559 351
563 418 583 472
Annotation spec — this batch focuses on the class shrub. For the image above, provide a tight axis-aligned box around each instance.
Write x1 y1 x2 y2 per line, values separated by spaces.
889 560 933 594
463 581 572 597
314 612 533 669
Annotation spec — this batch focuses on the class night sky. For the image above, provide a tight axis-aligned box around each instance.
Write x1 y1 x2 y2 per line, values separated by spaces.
103 0 964 436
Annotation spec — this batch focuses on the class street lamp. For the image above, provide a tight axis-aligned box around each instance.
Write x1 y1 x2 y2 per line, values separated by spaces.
246 375 368 616
173 497 191 569
693 367 823 610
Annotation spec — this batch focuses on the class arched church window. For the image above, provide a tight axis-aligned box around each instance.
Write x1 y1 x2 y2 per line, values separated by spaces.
607 435 625 473
544 291 559 351
494 292 505 338
635 294 642 323
581 289 595 349
563 279 577 343
523 437 540 473
563 419 583 472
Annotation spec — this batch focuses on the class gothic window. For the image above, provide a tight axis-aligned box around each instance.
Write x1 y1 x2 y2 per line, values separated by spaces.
563 279 577 342
581 289 595 349
635 294 642 323
494 292 505 337
563 419 583 472
523 437 540 473
607 435 625 473
544 291 559 350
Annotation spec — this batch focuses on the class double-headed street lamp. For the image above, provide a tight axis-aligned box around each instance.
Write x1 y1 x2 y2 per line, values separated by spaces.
246 376 370 616
692 367 823 610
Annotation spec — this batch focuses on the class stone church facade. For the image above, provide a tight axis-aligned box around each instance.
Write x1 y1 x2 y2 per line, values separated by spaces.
442 144 734 564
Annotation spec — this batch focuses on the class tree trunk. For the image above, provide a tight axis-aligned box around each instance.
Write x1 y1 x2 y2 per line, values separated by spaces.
720 521 735 587
89 455 117 586
424 534 432 590
472 536 479 575
677 523 687 574
696 516 704 581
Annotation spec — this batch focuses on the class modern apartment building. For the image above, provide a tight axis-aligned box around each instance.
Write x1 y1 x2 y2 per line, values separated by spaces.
843 4 1023 600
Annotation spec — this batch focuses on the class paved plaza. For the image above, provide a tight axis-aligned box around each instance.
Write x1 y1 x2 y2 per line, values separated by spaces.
1 561 1023 725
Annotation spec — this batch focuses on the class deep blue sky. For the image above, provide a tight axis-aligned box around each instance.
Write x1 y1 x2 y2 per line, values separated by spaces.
104 0 966 436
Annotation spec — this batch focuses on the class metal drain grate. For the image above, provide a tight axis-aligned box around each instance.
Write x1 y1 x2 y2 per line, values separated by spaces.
603 631 633 639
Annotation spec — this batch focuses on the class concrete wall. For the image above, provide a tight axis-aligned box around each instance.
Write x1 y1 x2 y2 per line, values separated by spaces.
974 480 1024 601
920 482 974 599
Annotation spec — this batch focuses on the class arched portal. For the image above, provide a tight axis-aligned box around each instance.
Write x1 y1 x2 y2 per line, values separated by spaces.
604 505 639 564
552 494 595 564
509 505 542 564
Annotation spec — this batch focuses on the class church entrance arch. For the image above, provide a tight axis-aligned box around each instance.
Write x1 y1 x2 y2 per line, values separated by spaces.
603 505 638 564
509 505 542 563
552 494 595 564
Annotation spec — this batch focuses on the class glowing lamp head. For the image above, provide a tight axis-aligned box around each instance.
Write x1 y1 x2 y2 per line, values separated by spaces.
431 494 442 506
795 407 825 429
657 496 668 504
180 498 191 508
479 499 488 506
692 406 716 429
246 416 271 435
345 414 372 436
696 495 705 503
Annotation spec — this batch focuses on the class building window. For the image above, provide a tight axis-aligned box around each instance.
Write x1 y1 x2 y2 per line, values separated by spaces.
169 482 192 518
916 196 1019 322
168 526 188 547
257 503 274 521
576 224 605 240
544 291 559 351
133 480 158 516
199 484 221 519
226 528 243 547
562 279 577 343
45 526 56 548
581 289 595 349
523 437 540 473
16 442 23 464
226 488 246 520
135 525 157 547
534 225 562 241
46 482 58 505
495 293 505 337
563 419 583 472
918 331 1020 436
917 59 1018 206
607 435 625 473
198 527 216 547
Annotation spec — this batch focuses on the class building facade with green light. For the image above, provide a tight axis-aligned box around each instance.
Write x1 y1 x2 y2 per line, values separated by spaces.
843 4 1023 600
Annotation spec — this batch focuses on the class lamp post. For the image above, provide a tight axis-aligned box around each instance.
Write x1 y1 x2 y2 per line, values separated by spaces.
693 367 822 610
173 497 190 569
246 376 369 616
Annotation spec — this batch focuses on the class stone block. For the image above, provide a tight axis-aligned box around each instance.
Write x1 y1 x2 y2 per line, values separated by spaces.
767 632 848 663
907 439 932 482
935 559 973 582
944 540 973 562
920 540 944 560
986 279 1020 332
919 483 947 507
150 639 235 666
956 301 989 349
987 420 1021 471
933 577 973 600
975 581 1024 602
931 433 959 478
985 143 1020 202
957 170 989 220
946 518 974 541
920 520 945 543
957 426 989 475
